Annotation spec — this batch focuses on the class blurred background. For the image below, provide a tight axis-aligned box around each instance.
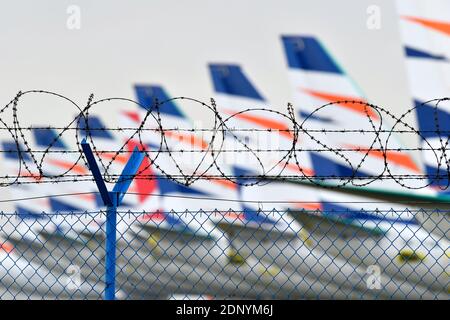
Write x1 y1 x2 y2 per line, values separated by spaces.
0 0 448 300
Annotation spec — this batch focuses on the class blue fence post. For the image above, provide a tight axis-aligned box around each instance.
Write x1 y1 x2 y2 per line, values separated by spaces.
81 138 145 300
105 192 118 300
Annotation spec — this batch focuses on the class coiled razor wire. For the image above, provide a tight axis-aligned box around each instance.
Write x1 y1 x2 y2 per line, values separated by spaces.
0 90 449 191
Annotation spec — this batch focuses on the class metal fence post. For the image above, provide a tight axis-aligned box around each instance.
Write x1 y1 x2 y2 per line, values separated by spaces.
105 192 118 300
81 138 145 300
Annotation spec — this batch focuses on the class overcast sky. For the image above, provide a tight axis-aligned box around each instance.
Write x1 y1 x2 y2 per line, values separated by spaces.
0 0 418 145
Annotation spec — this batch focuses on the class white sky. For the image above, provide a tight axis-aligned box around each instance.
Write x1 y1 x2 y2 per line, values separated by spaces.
0 0 417 141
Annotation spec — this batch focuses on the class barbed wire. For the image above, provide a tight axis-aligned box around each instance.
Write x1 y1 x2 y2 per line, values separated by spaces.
2 191 450 205
1 90 449 191
0 208 436 218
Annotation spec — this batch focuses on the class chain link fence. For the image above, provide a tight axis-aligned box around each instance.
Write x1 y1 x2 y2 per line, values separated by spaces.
0 209 448 300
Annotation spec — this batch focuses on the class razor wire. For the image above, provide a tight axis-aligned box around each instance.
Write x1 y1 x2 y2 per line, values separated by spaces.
0 90 449 191
0 209 448 300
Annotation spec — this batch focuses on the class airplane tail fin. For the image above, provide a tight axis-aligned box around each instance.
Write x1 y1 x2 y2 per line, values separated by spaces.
32 128 66 149
281 35 367 118
78 115 114 140
281 35 421 190
209 64 265 102
134 84 186 119
15 206 46 220
2 142 31 161
397 0 450 191
282 36 343 75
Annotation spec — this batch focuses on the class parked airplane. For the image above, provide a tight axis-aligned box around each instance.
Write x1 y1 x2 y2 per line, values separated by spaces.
208 63 313 180
281 34 449 295
119 90 353 299
0 236 106 299
396 0 450 238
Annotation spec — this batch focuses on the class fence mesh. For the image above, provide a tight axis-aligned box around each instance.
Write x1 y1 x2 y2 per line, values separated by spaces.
0 209 448 300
